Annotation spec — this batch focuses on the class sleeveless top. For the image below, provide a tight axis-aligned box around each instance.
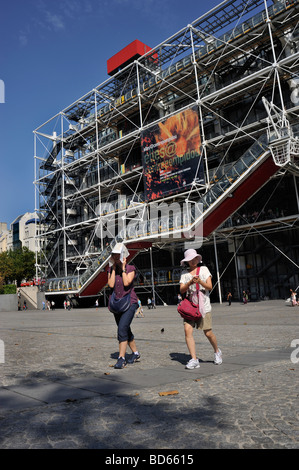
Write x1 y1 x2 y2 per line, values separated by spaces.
108 264 138 305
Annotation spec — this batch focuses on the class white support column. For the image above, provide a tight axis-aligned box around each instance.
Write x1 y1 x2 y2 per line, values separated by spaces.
136 61 143 130
95 91 103 251
213 232 222 304
33 132 39 281
150 246 156 306
60 114 67 278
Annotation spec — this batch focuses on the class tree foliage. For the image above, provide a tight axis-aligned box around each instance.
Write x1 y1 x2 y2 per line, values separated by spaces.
0 248 35 286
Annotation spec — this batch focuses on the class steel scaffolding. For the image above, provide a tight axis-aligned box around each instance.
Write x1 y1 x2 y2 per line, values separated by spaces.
34 0 299 299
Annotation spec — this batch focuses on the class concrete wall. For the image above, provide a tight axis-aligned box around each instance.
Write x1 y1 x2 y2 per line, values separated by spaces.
0 294 18 312
0 289 46 312
37 291 46 310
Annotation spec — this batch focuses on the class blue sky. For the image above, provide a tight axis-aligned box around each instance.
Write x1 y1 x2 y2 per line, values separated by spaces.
0 0 220 227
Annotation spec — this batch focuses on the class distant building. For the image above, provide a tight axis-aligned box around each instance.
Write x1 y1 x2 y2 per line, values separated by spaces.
0 223 8 253
5 213 38 252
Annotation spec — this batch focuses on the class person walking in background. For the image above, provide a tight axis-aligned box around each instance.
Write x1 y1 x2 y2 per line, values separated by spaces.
242 291 248 304
135 298 144 317
227 291 232 306
179 248 222 369
290 289 298 306
108 243 140 369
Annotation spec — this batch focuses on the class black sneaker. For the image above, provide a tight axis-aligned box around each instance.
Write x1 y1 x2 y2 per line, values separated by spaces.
127 352 140 364
114 357 126 369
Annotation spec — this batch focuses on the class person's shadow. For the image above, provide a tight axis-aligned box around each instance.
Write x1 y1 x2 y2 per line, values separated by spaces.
169 353 213 364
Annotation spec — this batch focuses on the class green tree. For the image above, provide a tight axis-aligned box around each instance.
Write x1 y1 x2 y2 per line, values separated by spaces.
0 248 35 286
0 251 13 283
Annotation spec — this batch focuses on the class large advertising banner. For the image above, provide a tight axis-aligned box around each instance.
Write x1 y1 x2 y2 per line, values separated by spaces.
141 106 204 201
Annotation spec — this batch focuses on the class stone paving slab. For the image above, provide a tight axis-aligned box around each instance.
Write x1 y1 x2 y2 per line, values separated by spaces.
0 387 44 411
0 347 292 412
1 381 99 409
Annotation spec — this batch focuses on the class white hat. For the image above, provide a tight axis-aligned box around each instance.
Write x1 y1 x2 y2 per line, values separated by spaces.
109 242 129 266
180 248 202 266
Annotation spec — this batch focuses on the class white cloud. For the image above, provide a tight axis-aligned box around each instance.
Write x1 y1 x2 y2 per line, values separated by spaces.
19 33 28 47
45 11 65 31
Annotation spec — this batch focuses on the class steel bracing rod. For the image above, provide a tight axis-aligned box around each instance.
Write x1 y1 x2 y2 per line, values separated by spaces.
134 30 198 124
189 26 210 187
262 96 289 139
204 51 299 104
138 0 264 68
35 176 88 267
264 0 287 115
210 170 299 296
203 71 271 178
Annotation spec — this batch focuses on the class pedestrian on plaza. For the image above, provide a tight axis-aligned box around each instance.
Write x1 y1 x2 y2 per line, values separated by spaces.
147 297 152 309
179 248 222 369
227 291 232 306
290 289 298 306
107 243 140 369
242 291 248 304
135 298 144 317
151 297 156 309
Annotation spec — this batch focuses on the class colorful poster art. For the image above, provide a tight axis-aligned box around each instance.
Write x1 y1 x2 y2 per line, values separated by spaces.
141 107 204 201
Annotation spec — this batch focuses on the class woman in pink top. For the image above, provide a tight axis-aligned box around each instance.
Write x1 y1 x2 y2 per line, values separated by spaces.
108 243 140 369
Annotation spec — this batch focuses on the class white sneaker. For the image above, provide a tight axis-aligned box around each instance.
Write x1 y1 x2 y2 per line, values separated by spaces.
185 358 200 369
214 349 222 365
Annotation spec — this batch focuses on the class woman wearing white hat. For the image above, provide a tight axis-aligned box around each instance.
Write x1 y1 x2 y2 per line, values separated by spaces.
179 248 222 369
108 243 140 369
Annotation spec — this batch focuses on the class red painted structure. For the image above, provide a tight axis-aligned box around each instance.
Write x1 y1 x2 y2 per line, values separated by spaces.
79 241 152 297
107 39 156 76
203 155 278 236
79 156 278 297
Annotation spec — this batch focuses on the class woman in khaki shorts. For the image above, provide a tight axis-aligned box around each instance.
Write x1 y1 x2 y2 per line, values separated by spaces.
179 249 222 369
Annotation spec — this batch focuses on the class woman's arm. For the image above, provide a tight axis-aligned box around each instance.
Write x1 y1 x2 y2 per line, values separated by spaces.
121 259 135 287
193 275 212 291
180 275 212 294
108 266 116 288
180 278 193 294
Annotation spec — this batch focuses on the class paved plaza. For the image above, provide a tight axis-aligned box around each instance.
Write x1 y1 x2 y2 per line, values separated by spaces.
0 299 298 450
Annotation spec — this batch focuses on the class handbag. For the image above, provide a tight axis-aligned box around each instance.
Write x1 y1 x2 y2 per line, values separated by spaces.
177 267 205 321
109 291 131 314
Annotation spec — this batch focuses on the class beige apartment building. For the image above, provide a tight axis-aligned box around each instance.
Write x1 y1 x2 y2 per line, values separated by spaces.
1 213 38 253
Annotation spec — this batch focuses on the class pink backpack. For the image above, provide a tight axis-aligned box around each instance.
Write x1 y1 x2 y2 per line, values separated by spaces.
177 267 205 322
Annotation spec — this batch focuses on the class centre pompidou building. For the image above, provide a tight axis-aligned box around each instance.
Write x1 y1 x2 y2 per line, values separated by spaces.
34 0 299 306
